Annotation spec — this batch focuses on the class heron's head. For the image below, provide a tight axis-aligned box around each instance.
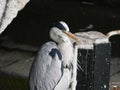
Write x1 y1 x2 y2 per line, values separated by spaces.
50 21 79 44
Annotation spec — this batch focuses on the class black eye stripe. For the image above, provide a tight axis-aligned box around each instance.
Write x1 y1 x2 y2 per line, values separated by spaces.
55 22 66 30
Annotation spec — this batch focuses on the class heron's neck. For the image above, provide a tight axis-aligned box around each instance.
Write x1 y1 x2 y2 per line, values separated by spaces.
58 42 73 67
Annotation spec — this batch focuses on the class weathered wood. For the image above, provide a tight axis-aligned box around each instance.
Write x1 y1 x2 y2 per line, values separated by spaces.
76 31 111 90
93 43 111 90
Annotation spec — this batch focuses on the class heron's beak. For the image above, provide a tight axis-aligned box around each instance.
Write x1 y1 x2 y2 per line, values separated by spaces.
63 31 80 42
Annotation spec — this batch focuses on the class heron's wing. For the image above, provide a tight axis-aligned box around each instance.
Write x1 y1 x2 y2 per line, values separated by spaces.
29 41 64 90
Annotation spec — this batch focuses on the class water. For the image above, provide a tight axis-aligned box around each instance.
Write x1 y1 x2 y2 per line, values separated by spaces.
0 72 28 90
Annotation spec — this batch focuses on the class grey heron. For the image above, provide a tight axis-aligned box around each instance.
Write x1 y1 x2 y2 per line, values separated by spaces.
29 21 79 90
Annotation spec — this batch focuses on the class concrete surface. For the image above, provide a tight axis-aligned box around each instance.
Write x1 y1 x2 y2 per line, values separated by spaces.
0 0 29 34
110 58 120 82
0 36 120 90
0 36 37 77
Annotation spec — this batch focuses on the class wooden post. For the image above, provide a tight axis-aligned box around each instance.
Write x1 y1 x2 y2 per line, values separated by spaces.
93 43 111 90
75 31 111 90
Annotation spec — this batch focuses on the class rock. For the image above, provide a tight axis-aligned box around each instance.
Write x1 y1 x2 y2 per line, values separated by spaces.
0 0 29 34
0 48 35 77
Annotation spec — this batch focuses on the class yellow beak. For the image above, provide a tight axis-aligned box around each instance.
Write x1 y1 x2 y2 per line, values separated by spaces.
63 31 80 43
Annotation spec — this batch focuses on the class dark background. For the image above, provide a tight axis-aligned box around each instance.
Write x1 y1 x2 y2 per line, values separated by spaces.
1 0 120 57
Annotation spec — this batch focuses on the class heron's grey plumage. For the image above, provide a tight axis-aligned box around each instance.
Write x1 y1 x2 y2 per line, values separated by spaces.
29 21 79 90
29 41 64 90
